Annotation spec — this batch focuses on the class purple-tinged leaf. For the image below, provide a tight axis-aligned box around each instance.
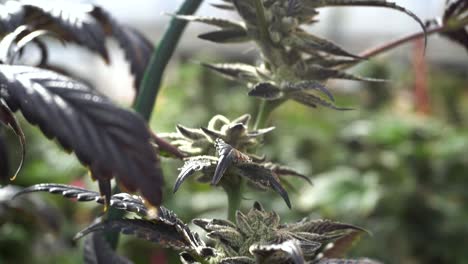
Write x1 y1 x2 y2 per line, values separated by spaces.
250 240 305 264
248 82 283 100
0 99 24 181
0 66 163 206
83 232 133 264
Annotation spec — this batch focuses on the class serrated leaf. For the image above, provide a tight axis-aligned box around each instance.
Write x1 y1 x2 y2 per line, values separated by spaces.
202 63 260 83
0 135 9 182
322 231 363 258
0 65 163 206
0 99 24 182
174 15 245 30
213 139 252 185
235 163 291 208
11 1 110 61
13 183 149 217
317 258 381 264
0 1 154 92
306 0 427 48
83 232 133 264
220 256 255 264
90 6 154 91
179 252 201 264
286 219 367 235
246 126 275 137
250 240 305 264
231 0 256 25
231 114 251 126
176 124 207 140
285 31 362 59
441 0 468 51
248 82 283 100
210 3 236 11
175 156 217 193
285 81 335 102
301 64 386 82
75 219 194 251
192 218 236 232
262 163 312 185
290 92 352 111
199 29 250 43
207 228 243 249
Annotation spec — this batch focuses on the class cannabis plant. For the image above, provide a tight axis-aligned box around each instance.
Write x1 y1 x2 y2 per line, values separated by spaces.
1 0 465 263
14 183 379 264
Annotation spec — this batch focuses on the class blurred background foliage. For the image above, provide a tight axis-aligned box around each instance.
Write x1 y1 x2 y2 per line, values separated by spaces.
1 2 468 264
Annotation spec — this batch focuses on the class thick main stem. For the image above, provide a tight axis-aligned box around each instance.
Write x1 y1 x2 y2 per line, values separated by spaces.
105 0 203 250
133 0 203 121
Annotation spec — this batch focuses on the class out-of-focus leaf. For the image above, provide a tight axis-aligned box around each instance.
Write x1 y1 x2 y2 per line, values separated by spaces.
0 185 62 231
0 1 154 92
262 163 312 185
441 0 468 51
317 258 381 264
219 257 255 264
0 65 163 206
250 240 305 264
300 65 386 82
90 6 154 91
0 134 9 181
322 230 363 258
285 81 335 102
210 3 236 11
290 92 352 111
179 252 202 264
306 0 427 47
0 99 24 182
84 232 133 264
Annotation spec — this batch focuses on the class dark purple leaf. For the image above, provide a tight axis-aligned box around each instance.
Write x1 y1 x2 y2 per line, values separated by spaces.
84 232 133 264
0 65 163 206
0 99 24 182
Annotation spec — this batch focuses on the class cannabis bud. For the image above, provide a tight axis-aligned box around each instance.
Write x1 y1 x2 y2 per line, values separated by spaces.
176 0 426 110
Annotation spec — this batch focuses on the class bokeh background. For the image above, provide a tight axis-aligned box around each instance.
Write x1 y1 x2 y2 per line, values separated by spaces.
1 0 467 263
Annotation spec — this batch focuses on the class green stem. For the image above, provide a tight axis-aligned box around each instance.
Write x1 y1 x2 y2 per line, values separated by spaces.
224 183 242 222
253 0 270 44
105 0 203 250
133 0 204 120
104 186 122 249
254 100 283 130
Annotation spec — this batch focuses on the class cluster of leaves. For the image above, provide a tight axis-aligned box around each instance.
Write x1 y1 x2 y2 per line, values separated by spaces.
161 114 311 208
0 0 164 206
440 0 468 51
14 183 379 264
176 0 426 110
